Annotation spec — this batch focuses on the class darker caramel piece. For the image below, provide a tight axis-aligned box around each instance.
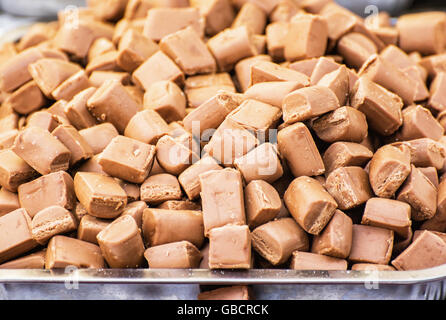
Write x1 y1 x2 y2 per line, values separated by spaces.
277 122 325 177
5 81 47 115
350 77 403 136
64 87 99 130
362 198 412 238
252 217 309 265
399 138 446 170
198 286 251 300
52 124 94 166
155 134 198 175
290 251 348 271
0 149 37 192
244 180 281 228
140 173 182 205
395 105 444 142
0 208 37 263
133 51 185 91
209 225 251 269
77 214 111 244
142 208 204 248
74 172 127 219
144 240 201 268
79 123 119 155
337 32 377 69
97 215 145 268
421 178 446 231
312 106 368 143
52 70 91 102
200 168 246 234
392 230 446 271
18 171 76 218
284 176 337 235
87 80 141 134
348 224 394 265
99 135 156 183
120 201 146 228
45 235 105 269
12 127 71 175
369 144 411 199
31 205 77 245
0 188 20 217
397 166 438 221
419 167 439 188
0 250 46 269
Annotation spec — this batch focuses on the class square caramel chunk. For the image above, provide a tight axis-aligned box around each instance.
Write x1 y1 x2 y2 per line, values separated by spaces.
290 251 348 271
124 109 170 145
52 124 94 166
244 180 281 228
144 240 201 268
140 173 183 205
0 149 37 192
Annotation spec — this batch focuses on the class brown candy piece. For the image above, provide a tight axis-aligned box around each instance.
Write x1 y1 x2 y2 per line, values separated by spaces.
140 173 183 205
244 180 281 228
290 251 348 271
396 105 444 142
249 60 310 86
429 72 446 112
5 81 47 115
52 124 94 166
0 250 46 269
144 240 201 268
97 215 145 268
0 149 37 192
120 201 146 228
284 176 337 235
79 123 119 155
235 55 272 92
398 138 446 170
192 0 235 36
117 29 159 72
245 81 305 108
125 109 169 145
64 87 99 130
351 263 396 271
52 70 91 102
198 286 251 300
337 32 377 69
155 134 198 175
77 214 111 244
0 188 20 217
232 2 266 34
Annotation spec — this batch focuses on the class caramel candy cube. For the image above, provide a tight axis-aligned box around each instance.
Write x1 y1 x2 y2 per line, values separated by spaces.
18 171 76 218
232 2 266 35
178 156 223 200
265 22 289 62
140 173 183 205
290 251 348 271
97 215 145 268
207 26 257 72
244 180 281 228
396 105 444 141
0 250 46 269
52 70 91 102
192 0 235 36
143 7 203 42
429 72 446 112
77 215 111 244
98 135 156 183
397 166 438 221
245 81 305 108
325 166 373 211
0 149 37 192
125 110 169 145
199 168 246 234
348 224 394 265
419 167 439 188
350 77 403 136
312 210 352 259
12 127 71 175
252 217 308 265
26 111 61 132
0 188 20 217
312 106 368 143
337 32 377 69
284 176 337 235
117 29 159 72
45 235 105 269
184 73 236 108
79 123 119 155
87 80 141 134
31 205 77 245
316 65 350 106
198 286 252 300
74 172 127 219
0 208 37 263
401 138 446 170
249 60 310 86
120 201 147 228
132 51 185 91
88 37 115 62
52 124 94 166
5 80 47 115
143 80 186 123
277 122 325 177
209 225 251 269
351 263 396 271
234 143 283 184
89 71 131 88
0 130 18 151
144 240 201 268
369 144 411 198
158 200 201 211
323 142 373 175
64 87 99 130
283 86 340 124
284 14 328 62
160 27 216 76
235 55 272 92
362 198 412 238
142 208 204 248
87 0 127 21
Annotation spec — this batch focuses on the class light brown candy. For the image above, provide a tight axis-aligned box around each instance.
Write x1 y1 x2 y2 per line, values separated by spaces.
316 65 349 106
132 51 185 91
0 188 20 217
320 4 356 43
0 250 46 269
350 77 403 136
371 27 398 47
309 57 341 85
142 208 204 247
265 22 290 62
5 81 47 115
18 171 76 218
419 167 439 188
284 176 337 235
0 149 37 192
88 37 116 63
12 127 71 175
369 144 411 198
421 178 446 231
64 87 99 130
420 53 446 79
199 168 245 234
78 155 108 175
397 138 446 170
117 29 158 72
323 142 373 175
0 130 18 150
52 70 91 102
87 80 141 133
0 208 37 263
74 172 127 219
395 105 444 142
277 122 325 177
362 198 412 238
26 111 61 132
144 240 201 268
397 165 438 221
31 205 77 245
198 285 251 300
244 180 281 228
52 124 94 166
429 72 446 112
351 263 396 271
270 0 303 23
155 134 199 175
209 225 251 269
245 81 305 108
249 60 310 87
79 123 119 155
235 55 272 92
89 71 131 88
124 110 169 145
77 214 111 244
232 2 266 34
184 74 236 108
348 224 394 265
98 135 156 183
392 230 446 271
337 32 377 69
158 200 201 211
87 0 127 21
97 215 145 268
120 201 146 228
191 0 234 35
140 173 183 204
119 181 140 202
45 235 105 269
290 251 348 271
